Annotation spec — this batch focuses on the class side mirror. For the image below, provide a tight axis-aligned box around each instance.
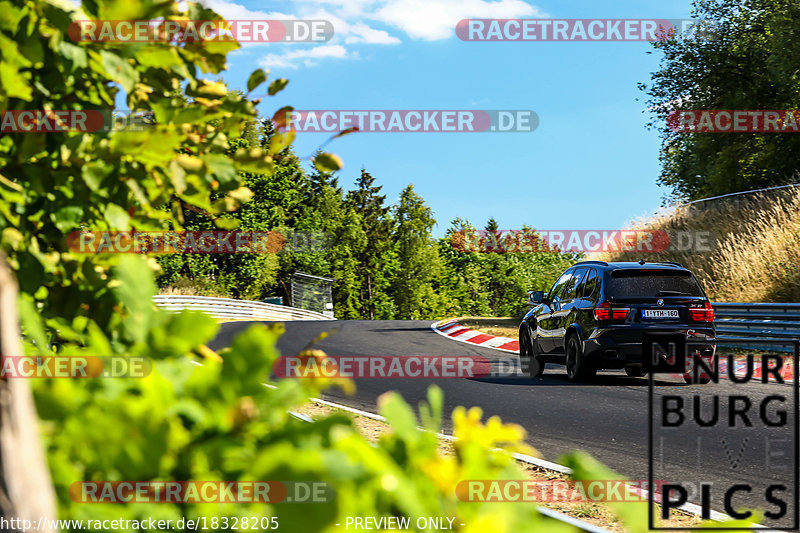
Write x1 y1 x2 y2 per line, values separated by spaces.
527 290 545 305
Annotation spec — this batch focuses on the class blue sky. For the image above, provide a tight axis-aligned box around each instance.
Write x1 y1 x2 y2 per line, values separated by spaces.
204 0 695 236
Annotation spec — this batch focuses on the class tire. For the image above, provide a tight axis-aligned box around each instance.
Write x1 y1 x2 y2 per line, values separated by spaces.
625 366 645 378
519 327 544 378
565 334 596 382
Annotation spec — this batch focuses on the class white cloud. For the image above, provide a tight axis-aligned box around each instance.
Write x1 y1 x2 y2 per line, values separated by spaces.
259 44 357 69
199 0 293 20
343 22 402 44
200 0 402 53
374 0 543 40
302 0 380 18
300 10 402 44
198 0 543 68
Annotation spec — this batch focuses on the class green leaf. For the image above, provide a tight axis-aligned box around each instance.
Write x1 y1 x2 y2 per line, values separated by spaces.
173 106 209 125
312 152 343 173
419 385 443 432
81 161 112 193
58 41 87 68
204 154 237 186
111 255 157 343
167 311 218 345
85 320 115 358
267 129 295 155
228 186 253 203
214 217 239 230
103 203 130 229
167 159 187 195
218 324 282 399
247 68 267 93
52 206 83 232
19 34 44 66
135 47 183 71
0 62 32 100
109 130 183 167
232 148 275 174
99 50 138 93
560 451 648 533
267 78 289 96
1 227 24 249
194 39 240 63
0 1 26 32
17 296 49 355
148 310 219 359
378 391 418 440
194 80 227 97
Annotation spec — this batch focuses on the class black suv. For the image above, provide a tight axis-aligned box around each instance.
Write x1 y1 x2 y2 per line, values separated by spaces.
519 261 716 382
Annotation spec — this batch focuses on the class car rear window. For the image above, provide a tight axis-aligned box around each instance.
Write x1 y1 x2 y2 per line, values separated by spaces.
606 269 704 298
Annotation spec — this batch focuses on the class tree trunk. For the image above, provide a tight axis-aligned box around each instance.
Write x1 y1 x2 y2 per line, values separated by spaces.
367 274 374 320
0 254 57 532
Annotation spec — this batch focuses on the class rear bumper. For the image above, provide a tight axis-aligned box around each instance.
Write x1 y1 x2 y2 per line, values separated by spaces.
583 325 715 369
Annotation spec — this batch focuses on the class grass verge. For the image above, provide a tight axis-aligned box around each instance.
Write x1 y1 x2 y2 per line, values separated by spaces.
455 316 519 339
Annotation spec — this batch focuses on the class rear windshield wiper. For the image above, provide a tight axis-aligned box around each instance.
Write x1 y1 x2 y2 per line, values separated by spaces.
656 290 691 296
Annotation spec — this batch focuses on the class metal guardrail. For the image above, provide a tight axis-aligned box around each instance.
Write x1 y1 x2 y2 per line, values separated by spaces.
153 295 335 321
156 296 798 343
713 302 800 351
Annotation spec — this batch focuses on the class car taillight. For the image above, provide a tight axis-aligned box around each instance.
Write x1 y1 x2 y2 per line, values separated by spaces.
690 301 715 322
594 301 629 321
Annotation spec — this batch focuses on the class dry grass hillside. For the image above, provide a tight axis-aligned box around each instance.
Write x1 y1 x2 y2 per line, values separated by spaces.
596 187 800 303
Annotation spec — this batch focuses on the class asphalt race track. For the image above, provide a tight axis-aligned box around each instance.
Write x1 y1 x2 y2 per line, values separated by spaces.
210 320 798 526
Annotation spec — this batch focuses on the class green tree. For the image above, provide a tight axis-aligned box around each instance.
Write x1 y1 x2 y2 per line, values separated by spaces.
437 218 494 317
345 170 396 319
643 0 800 201
392 185 448 319
272 165 367 316
440 221 580 317
327 208 368 318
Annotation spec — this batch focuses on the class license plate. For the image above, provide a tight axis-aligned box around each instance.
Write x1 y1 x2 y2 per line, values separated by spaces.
642 309 679 319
